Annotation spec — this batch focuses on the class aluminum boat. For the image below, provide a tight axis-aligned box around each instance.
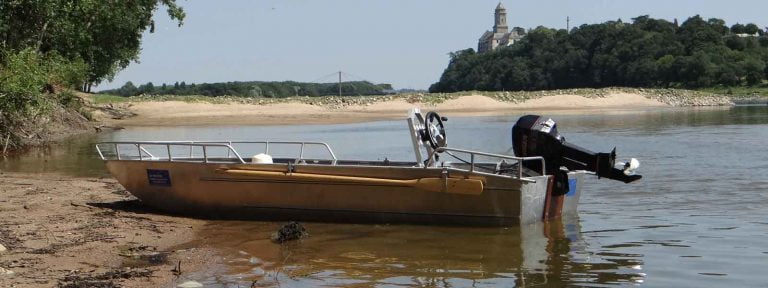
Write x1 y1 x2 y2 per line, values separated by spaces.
96 109 641 225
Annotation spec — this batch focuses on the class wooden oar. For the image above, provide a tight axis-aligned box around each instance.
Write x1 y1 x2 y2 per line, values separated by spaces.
218 169 484 195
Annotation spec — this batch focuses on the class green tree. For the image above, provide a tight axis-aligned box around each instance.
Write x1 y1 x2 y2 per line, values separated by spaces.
118 81 138 96
743 57 765 85
138 82 155 95
707 18 729 35
678 16 724 52
430 14 768 92
731 23 746 34
0 0 185 91
744 23 760 35
725 35 747 51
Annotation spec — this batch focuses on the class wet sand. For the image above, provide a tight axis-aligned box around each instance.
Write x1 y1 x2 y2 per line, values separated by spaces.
102 93 669 126
0 172 215 288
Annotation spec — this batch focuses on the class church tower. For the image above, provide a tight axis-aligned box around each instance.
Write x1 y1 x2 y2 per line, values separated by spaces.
493 2 509 34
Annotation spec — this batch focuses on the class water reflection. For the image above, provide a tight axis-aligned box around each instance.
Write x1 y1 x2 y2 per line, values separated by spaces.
0 133 109 177
187 218 644 287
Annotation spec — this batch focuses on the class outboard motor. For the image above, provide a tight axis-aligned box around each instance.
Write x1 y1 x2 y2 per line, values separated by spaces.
512 115 641 195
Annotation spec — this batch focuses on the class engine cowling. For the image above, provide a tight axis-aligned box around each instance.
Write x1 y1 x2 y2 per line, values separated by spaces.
512 115 641 195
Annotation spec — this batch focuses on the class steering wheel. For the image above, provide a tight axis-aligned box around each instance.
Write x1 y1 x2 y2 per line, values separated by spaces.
424 111 446 149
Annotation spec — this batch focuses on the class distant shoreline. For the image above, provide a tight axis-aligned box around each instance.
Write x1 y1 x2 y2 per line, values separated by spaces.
86 88 734 127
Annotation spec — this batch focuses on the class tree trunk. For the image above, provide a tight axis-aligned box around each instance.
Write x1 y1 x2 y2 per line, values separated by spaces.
36 21 50 51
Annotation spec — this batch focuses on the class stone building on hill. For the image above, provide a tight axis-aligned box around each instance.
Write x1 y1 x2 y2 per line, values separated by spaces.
478 2 526 53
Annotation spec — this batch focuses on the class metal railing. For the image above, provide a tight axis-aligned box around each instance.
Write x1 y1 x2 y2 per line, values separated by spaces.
96 141 338 165
427 147 546 180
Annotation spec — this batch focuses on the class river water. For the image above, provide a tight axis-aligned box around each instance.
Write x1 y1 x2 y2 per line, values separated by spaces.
2 106 767 287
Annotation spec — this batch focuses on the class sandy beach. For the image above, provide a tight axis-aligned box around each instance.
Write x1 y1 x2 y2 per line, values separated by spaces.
0 172 215 288
100 93 671 127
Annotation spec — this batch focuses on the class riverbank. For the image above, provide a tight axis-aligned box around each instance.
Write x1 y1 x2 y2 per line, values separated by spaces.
89 88 733 126
698 86 768 105
0 172 215 288
1 97 94 156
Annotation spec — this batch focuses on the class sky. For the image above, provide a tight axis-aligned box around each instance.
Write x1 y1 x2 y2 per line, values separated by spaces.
98 0 768 91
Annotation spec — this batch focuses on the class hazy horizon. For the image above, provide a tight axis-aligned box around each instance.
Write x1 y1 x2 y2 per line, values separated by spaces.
98 0 768 91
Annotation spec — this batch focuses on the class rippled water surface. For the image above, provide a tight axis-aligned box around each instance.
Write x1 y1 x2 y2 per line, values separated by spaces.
3 106 768 287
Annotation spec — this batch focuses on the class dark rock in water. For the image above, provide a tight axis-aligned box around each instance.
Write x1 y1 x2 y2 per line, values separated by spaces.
271 222 308 243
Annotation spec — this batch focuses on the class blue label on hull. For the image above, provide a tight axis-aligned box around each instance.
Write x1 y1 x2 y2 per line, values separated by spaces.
566 179 577 196
147 169 171 186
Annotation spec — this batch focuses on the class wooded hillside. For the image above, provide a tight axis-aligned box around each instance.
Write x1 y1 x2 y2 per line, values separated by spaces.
431 16 768 92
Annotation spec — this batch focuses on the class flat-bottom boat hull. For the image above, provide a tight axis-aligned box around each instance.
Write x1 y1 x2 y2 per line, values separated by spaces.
106 160 583 226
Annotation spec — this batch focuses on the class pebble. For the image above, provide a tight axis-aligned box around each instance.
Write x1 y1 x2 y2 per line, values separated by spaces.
0 267 14 275
251 267 265 276
177 280 203 288
0 243 6 253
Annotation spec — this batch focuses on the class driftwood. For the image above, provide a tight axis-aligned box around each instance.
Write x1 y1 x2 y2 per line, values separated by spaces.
86 104 137 120
2 133 10 154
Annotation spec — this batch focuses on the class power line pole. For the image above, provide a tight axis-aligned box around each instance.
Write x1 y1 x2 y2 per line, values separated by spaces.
567 16 570 33
338 71 342 97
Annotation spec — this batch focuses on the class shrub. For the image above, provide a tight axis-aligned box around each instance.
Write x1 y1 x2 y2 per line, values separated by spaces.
0 48 51 115
0 48 89 150
0 48 88 113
